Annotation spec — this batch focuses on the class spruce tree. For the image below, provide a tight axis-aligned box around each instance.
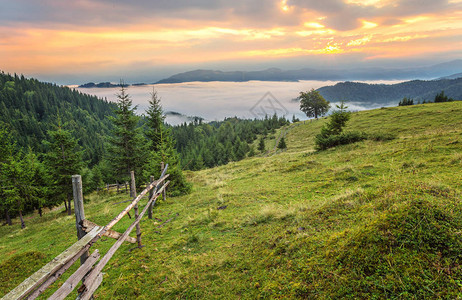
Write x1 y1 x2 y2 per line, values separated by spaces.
144 88 191 195
258 137 266 153
145 88 166 152
277 137 287 150
0 123 16 225
44 125 82 215
248 145 256 157
107 84 147 185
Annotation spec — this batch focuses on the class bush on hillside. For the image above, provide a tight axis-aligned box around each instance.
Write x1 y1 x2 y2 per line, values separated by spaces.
314 101 367 150
315 131 367 150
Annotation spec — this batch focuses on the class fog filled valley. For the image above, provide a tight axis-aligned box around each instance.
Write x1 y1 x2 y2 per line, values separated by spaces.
74 79 402 125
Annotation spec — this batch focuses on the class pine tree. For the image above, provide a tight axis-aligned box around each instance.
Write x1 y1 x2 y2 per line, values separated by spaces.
258 137 266 153
0 123 16 225
145 88 166 153
398 97 414 106
144 88 191 195
434 91 453 103
248 145 256 157
277 137 287 150
320 101 350 136
44 125 83 215
107 84 147 185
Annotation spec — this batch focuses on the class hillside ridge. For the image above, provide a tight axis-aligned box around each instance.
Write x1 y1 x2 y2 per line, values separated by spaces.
317 77 462 104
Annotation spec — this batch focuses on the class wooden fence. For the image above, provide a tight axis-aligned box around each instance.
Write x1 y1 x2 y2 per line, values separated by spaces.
2 164 170 300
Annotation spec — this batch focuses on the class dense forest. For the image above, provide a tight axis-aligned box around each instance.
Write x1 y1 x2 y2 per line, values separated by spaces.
317 78 462 104
0 73 293 226
171 115 290 170
0 72 116 166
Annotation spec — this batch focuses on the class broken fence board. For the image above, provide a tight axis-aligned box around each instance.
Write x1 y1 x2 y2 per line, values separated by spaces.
78 272 103 300
81 219 136 244
1 226 102 300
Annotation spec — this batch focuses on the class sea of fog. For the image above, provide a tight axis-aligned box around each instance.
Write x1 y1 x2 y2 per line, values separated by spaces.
74 80 402 125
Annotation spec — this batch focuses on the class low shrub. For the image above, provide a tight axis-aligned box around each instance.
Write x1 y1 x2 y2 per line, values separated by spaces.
315 131 367 150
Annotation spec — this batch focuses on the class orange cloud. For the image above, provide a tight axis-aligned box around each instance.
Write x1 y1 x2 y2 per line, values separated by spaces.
1 0 462 78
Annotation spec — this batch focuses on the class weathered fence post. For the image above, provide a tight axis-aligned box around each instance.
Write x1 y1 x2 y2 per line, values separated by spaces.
148 175 155 219
72 175 89 264
161 162 167 201
130 171 142 248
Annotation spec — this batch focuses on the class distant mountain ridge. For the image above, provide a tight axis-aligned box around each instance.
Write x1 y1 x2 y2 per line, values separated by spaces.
155 60 462 84
439 72 462 80
317 78 462 104
79 82 147 88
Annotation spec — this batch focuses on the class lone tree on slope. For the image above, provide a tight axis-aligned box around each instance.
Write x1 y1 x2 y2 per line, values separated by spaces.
277 137 287 150
299 89 330 119
258 137 265 153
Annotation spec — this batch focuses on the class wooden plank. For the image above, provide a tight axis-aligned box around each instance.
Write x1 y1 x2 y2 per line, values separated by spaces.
102 174 169 234
79 182 170 299
81 219 136 244
161 163 167 202
25 245 92 300
148 176 155 219
72 175 88 265
78 272 103 300
48 250 100 300
1 226 102 300
131 171 142 248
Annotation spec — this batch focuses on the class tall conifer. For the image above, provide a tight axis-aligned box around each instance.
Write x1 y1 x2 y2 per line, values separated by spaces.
144 88 191 195
107 84 147 184
44 122 82 215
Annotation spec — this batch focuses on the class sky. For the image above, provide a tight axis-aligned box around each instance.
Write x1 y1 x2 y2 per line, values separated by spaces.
1 0 462 84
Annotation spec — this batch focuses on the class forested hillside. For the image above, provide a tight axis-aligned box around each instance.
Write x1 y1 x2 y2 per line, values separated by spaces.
170 115 289 170
0 72 116 166
317 78 462 104
0 73 291 226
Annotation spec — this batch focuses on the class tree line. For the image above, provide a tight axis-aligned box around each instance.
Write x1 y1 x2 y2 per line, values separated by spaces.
170 114 290 170
398 91 456 106
0 72 116 167
0 74 190 227
1 73 294 227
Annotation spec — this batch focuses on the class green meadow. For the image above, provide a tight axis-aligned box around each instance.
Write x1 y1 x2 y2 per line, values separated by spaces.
1 101 462 299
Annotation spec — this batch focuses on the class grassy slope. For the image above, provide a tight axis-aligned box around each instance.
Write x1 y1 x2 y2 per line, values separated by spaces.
1 102 462 299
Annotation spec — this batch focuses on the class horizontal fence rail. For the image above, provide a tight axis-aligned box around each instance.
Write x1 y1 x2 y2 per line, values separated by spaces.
2 163 169 300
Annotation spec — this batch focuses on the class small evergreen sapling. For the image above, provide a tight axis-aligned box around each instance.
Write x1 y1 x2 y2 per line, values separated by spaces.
258 137 266 153
277 137 287 150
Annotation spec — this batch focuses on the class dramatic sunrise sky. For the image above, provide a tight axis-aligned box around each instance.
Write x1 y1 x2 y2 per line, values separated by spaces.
1 0 462 83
